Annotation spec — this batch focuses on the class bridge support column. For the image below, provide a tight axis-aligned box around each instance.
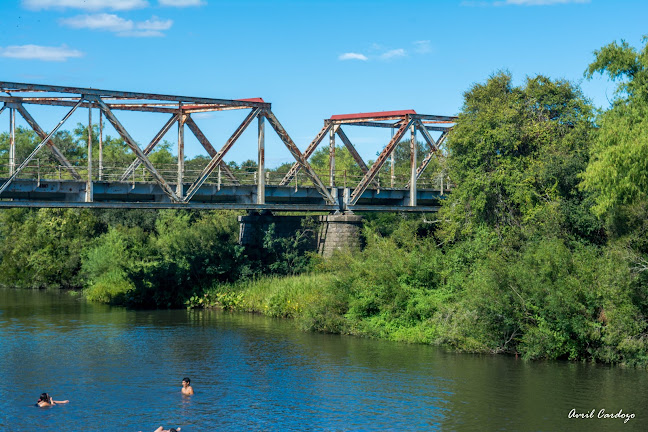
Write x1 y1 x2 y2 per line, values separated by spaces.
238 213 364 257
316 214 364 257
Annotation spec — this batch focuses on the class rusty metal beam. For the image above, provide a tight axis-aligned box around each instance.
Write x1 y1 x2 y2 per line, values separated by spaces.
335 126 379 188
120 113 179 181
329 125 336 187
184 115 239 185
335 121 400 129
87 104 93 202
279 123 332 186
11 102 82 180
338 120 450 132
0 81 270 109
9 107 15 175
348 119 412 206
88 95 180 202
412 114 457 122
0 99 83 196
409 123 417 207
257 114 265 204
177 110 185 198
263 110 336 205
417 120 441 151
405 124 450 188
183 108 261 203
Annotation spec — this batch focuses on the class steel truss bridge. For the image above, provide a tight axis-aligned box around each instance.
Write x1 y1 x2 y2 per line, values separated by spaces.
0 82 455 213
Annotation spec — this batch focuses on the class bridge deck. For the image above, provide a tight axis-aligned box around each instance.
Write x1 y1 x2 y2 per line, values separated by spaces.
0 179 444 212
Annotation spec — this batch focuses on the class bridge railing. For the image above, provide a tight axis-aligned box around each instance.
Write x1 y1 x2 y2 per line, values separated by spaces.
0 161 453 191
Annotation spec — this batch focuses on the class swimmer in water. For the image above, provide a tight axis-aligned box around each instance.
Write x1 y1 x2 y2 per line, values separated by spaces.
181 377 193 395
153 427 181 432
36 393 69 407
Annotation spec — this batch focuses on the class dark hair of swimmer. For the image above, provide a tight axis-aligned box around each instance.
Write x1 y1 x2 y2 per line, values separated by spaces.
169 429 177 432
182 377 190 384
39 393 49 402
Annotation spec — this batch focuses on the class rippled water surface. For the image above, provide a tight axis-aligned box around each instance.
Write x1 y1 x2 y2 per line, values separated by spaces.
0 288 646 431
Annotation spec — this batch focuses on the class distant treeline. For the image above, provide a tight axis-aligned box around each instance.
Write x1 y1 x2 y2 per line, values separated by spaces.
2 38 648 366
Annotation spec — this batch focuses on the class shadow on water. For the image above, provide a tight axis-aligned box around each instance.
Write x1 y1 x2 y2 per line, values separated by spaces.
0 288 646 431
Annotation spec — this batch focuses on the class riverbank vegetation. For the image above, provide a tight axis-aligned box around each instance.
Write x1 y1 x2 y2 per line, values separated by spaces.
2 38 648 366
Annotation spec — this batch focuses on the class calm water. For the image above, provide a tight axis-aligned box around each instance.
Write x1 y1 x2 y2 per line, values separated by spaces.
0 288 646 431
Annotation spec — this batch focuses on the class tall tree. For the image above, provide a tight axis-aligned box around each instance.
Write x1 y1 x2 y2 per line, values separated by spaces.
440 72 596 241
581 38 648 222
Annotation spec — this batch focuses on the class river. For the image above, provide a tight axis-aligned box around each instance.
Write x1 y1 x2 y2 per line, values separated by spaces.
0 288 645 431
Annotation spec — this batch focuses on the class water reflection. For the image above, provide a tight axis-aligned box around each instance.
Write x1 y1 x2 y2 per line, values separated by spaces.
0 288 646 431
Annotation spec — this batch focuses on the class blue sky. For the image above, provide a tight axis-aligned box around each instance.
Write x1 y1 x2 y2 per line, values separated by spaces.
1 0 647 167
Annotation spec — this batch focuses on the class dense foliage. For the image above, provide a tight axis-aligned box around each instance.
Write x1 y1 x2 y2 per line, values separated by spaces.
2 38 648 366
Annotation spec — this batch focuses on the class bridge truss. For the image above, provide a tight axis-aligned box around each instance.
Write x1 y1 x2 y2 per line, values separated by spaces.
0 82 455 212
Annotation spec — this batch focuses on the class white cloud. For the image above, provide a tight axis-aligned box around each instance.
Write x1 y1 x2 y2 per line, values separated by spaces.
158 0 205 6
380 48 406 60
339 52 368 61
0 44 83 62
60 13 172 36
22 0 149 11
60 13 133 32
413 40 431 54
137 16 173 31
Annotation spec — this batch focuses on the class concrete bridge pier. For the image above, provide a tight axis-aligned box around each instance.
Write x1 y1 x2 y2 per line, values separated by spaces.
238 212 364 256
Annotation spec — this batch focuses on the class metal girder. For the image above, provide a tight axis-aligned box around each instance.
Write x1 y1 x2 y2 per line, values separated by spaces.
336 121 400 129
88 95 180 202
413 114 457 122
0 81 270 109
184 115 239 184
348 119 412 206
0 201 339 211
120 113 179 181
339 120 450 132
257 115 265 204
417 120 444 152
9 102 82 180
346 205 441 213
263 110 336 205
183 108 262 203
335 127 379 188
405 123 449 188
279 123 332 186
0 99 83 196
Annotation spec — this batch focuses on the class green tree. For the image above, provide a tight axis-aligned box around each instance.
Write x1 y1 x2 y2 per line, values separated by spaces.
581 38 648 222
440 72 597 241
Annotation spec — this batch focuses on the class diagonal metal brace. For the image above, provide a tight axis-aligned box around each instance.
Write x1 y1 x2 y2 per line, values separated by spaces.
10 102 82 180
279 123 332 186
336 126 380 188
349 119 412 206
184 115 239 185
88 95 180 202
183 108 261 202
120 113 179 181
0 99 83 196
264 110 336 205
405 121 449 188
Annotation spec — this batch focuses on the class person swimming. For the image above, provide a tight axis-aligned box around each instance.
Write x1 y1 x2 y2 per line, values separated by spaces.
181 377 193 395
36 393 69 407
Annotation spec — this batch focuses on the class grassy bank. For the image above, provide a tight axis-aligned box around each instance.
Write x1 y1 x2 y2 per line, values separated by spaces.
187 225 648 367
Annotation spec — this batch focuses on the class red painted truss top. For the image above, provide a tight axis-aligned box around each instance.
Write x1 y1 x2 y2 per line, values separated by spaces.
330 109 416 121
